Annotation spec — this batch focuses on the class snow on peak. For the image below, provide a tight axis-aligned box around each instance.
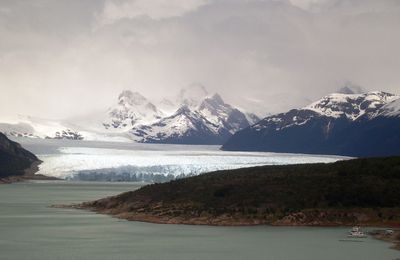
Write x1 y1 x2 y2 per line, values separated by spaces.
105 90 164 130
198 93 250 133
129 91 252 143
304 91 399 120
381 98 400 117
199 93 226 110
130 104 220 143
198 93 231 124
0 86 260 144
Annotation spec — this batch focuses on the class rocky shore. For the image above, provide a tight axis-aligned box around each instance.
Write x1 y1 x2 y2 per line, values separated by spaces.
0 161 59 184
69 203 400 228
370 229 400 251
0 133 59 184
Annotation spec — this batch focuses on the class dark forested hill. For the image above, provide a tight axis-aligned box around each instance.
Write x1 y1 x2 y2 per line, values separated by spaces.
77 156 400 226
0 132 41 179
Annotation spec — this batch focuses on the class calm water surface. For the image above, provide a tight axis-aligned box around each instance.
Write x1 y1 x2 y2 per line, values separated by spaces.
0 181 398 260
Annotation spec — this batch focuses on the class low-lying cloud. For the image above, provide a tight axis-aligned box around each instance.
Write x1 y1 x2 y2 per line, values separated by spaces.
0 0 399 119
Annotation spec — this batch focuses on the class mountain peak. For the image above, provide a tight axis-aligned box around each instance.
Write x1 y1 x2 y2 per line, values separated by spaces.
210 93 224 103
175 105 193 115
118 90 147 106
199 93 228 111
304 91 399 120
222 90 400 157
105 90 163 130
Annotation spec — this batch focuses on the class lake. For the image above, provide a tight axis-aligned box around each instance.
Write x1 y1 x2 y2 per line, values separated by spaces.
0 181 398 260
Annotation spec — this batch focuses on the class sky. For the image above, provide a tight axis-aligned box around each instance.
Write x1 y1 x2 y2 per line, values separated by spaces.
0 0 399 119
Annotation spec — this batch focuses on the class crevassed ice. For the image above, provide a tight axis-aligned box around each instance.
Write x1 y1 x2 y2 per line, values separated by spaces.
37 146 348 182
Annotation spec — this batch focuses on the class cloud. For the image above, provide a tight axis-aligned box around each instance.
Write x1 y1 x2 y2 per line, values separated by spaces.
98 0 210 25
290 0 400 13
0 0 400 118
289 0 330 11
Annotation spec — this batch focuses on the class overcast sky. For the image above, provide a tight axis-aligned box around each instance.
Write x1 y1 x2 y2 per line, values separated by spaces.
0 0 400 119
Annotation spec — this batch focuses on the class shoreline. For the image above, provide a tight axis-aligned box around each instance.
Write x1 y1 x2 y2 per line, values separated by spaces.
54 156 400 233
0 161 59 184
370 230 400 251
56 203 400 229
54 204 400 252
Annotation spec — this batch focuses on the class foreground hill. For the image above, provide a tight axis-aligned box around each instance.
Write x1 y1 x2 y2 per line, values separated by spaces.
76 156 400 226
0 132 43 182
222 91 400 157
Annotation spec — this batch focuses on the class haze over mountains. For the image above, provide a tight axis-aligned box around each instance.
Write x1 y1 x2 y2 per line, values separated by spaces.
1 82 400 156
0 84 259 144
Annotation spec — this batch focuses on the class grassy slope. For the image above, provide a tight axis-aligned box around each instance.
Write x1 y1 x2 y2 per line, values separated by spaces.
80 157 400 226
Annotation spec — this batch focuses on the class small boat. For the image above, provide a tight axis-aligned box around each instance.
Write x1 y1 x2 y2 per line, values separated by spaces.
348 226 367 238
385 229 394 235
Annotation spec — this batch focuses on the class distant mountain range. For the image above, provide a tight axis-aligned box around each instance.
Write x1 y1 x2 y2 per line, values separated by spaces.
222 91 400 157
0 84 259 145
2 85 400 156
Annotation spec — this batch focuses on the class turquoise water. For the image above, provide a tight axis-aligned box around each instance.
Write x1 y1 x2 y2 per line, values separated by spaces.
0 181 398 260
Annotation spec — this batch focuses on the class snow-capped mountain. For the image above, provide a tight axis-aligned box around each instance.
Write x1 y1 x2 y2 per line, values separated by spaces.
131 106 222 144
198 94 250 134
304 91 398 120
0 115 131 142
103 90 164 131
0 85 257 145
0 116 83 140
130 93 254 144
222 91 400 157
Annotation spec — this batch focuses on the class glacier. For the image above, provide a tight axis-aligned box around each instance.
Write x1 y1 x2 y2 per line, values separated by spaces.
16 138 349 182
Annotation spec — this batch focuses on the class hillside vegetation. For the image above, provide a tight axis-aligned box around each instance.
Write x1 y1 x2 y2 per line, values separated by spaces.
78 156 400 226
0 133 40 179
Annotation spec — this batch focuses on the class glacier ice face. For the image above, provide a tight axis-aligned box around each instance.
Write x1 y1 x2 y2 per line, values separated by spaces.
30 140 349 182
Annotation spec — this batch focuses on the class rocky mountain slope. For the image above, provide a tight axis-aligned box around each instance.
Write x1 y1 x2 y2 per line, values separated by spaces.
222 91 400 157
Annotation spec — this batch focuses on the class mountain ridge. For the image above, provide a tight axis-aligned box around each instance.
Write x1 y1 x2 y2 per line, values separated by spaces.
0 85 257 145
130 93 254 144
222 90 400 157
